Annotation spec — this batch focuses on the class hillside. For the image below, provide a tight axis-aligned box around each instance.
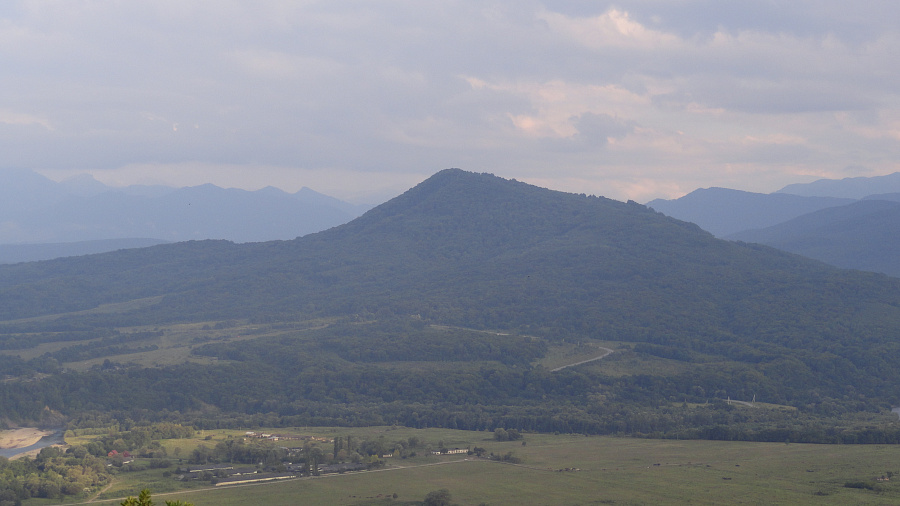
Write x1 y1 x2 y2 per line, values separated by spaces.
2 169 900 441
729 199 900 277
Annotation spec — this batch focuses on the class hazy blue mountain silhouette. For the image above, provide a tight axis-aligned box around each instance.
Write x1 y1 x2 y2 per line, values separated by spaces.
646 187 853 237
0 170 370 259
777 172 900 198
729 199 900 277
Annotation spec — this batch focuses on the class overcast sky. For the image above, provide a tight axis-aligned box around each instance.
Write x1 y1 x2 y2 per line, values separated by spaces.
2 1 899 203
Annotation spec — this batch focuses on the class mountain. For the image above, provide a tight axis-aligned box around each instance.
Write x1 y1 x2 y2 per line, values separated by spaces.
864 192 900 202
17 183 367 243
4 168 900 356
2 170 815 327
57 173 111 197
0 170 370 256
2 169 900 440
777 171 900 198
645 188 854 237
729 199 900 277
0 169 68 218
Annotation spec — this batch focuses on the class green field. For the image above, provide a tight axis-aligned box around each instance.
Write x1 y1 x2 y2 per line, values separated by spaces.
61 427 900 506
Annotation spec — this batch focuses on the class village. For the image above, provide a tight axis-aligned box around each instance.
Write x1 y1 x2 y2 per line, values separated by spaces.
164 432 474 487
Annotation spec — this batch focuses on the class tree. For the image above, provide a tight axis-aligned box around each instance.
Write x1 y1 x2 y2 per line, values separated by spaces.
423 488 452 506
121 490 153 506
121 489 194 506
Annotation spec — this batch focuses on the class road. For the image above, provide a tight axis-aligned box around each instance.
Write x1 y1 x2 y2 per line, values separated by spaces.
550 346 614 372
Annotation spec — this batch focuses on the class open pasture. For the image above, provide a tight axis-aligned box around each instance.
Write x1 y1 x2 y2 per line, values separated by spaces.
79 427 900 506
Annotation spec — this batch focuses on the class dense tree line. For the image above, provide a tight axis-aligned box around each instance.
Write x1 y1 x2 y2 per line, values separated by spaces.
0 446 112 504
1 343 897 445
77 423 194 458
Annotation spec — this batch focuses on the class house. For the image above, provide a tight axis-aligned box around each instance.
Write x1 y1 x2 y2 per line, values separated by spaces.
431 448 469 455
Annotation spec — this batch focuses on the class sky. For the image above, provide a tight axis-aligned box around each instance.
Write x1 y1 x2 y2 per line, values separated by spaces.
2 1 900 204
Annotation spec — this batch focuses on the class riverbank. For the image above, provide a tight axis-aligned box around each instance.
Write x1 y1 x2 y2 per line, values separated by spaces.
0 428 65 459
0 428 53 449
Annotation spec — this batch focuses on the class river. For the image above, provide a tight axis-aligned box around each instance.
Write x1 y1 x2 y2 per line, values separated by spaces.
0 431 65 459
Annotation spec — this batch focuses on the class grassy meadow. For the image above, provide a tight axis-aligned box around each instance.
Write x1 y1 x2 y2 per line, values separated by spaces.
54 426 900 506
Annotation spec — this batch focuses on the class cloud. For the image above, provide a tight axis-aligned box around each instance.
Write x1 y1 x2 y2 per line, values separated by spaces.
538 8 683 50
0 110 53 130
2 1 900 203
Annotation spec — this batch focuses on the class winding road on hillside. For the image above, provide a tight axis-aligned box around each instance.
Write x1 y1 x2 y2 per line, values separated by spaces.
550 346 615 372
428 324 616 372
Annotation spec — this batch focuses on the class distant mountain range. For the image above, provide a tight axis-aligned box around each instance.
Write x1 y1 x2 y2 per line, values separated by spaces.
0 169 370 263
777 172 900 198
647 172 900 277
729 199 900 276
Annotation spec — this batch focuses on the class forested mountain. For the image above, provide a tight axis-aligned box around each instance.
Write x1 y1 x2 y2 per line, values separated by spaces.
646 187 853 237
0 169 369 250
2 169 900 441
729 199 900 277
9 169 896 333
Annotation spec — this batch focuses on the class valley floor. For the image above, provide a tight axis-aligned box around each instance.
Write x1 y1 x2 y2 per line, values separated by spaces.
57 426 900 506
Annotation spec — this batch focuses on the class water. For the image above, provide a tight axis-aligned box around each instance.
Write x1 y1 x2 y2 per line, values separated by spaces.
893 407 900 420
0 431 64 459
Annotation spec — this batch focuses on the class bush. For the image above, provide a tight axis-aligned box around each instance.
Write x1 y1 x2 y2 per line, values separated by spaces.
423 489 452 506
